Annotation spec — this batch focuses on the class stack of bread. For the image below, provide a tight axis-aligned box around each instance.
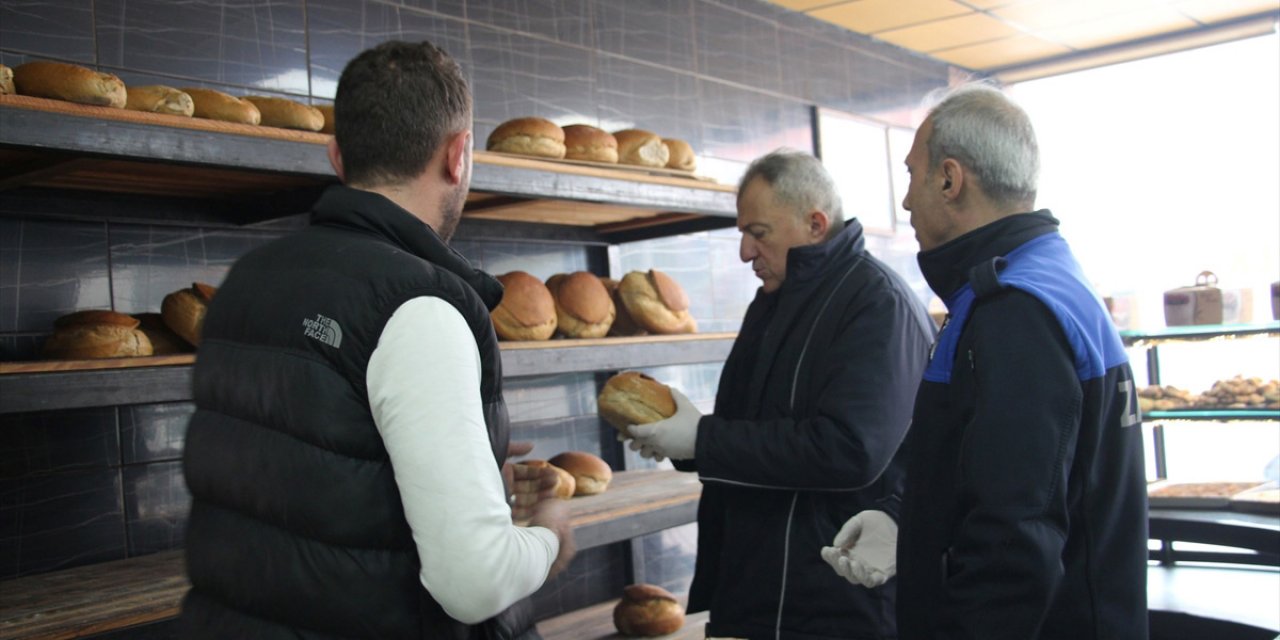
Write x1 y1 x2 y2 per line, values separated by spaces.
486 116 698 172
515 452 613 499
39 282 218 361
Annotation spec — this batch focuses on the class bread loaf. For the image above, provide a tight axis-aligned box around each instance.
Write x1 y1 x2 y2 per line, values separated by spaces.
133 312 192 355
13 61 127 108
244 95 324 131
546 271 615 339
613 129 669 168
125 85 194 117
601 277 646 337
662 138 696 172
487 117 566 159
183 87 261 125
161 282 217 347
492 271 557 341
315 104 335 134
597 371 676 436
613 584 685 636
0 64 14 95
43 310 153 359
548 451 612 496
518 460 576 499
619 269 697 334
562 124 618 163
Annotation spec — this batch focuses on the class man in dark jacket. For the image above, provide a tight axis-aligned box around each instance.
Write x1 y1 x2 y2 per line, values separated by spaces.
825 84 1148 640
627 150 934 639
180 40 574 639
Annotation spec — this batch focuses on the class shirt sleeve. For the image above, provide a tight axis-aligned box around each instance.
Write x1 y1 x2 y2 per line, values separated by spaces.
366 296 558 625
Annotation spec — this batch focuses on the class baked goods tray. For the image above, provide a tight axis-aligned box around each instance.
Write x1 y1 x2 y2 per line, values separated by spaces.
1229 482 1280 515
481 150 724 185
1147 481 1268 509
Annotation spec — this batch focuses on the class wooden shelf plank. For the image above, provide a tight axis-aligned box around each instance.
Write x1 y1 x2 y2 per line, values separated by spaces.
537 598 707 640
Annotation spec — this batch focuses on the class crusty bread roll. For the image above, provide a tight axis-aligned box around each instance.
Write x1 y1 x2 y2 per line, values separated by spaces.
13 61 127 108
613 584 685 637
518 459 576 500
42 310 153 359
125 85 194 117
613 129 670 168
619 269 697 334
492 271 557 341
244 95 324 131
133 312 192 355
598 371 676 436
487 117 566 159
562 124 618 163
315 104 335 134
183 87 261 125
662 138 696 172
161 282 217 347
545 271 615 339
549 451 612 496
601 277 646 337
0 64 14 95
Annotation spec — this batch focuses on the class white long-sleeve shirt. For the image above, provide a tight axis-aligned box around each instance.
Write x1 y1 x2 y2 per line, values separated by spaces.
366 296 558 624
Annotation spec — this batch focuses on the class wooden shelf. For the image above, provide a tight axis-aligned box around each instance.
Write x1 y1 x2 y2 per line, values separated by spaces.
0 470 699 640
0 95 737 240
0 333 734 414
537 598 707 640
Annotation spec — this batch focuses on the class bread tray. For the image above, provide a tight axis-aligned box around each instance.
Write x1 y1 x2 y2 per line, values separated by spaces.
1147 480 1266 509
1229 481 1280 515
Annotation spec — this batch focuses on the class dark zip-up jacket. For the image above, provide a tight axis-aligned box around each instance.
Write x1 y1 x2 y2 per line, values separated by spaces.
896 211 1148 640
180 185 536 639
676 220 934 639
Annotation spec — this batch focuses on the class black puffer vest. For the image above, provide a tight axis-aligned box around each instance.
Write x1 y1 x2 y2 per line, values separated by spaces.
180 185 529 639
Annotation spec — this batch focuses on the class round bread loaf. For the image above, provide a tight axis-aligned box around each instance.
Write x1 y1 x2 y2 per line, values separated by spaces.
545 271 615 339
487 117 566 159
619 269 697 334
597 371 676 436
245 95 324 131
613 584 685 637
0 64 14 95
13 61 127 108
613 129 669 168
548 451 612 496
518 459 576 499
133 312 191 355
43 310 153 359
161 282 217 347
562 124 618 163
125 85 194 117
662 138 696 172
601 277 646 337
315 104 335 134
492 271 557 341
183 87 261 125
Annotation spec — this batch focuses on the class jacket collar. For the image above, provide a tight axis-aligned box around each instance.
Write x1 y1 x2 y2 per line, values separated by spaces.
310 185 504 310
917 210 1058 299
780 217 867 292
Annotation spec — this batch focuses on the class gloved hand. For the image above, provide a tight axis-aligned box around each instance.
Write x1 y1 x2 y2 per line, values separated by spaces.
820 510 898 588
626 388 702 462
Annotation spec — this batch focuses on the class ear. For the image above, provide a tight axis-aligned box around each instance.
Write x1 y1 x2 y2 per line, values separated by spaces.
940 158 963 199
444 130 471 185
807 209 830 240
327 138 346 183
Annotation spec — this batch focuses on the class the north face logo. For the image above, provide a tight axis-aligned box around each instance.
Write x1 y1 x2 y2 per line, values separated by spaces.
303 314 343 348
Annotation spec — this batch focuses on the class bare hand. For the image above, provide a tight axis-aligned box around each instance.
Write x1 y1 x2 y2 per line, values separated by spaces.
528 497 577 578
509 460 561 522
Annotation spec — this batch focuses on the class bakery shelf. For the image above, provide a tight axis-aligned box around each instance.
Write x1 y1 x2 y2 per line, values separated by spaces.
0 470 701 640
1145 409 1280 421
0 95 738 240
1120 321 1280 347
0 333 736 414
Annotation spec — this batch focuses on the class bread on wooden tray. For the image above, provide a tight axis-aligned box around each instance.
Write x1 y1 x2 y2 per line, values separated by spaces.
244 95 325 131
545 271 615 339
487 117 566 159
42 310 153 359
613 584 685 636
548 451 612 496
562 124 619 164
315 104 335 134
183 87 261 125
618 269 697 334
492 271 557 341
133 312 192 355
125 85 195 117
613 129 669 168
600 277 646 337
161 282 217 347
0 64 14 96
13 60 127 108
662 138 696 172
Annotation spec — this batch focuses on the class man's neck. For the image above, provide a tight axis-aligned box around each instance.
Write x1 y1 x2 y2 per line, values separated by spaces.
357 180 443 232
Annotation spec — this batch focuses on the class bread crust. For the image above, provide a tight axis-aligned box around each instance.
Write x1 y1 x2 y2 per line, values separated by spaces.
315 104 335 134
14 61 127 108
0 64 14 95
43 314 153 360
613 129 669 168
546 272 615 339
601 277 646 337
245 95 325 131
125 85 195 117
613 583 685 636
662 138 696 172
492 271 557 341
54 309 140 329
548 451 612 496
134 312 192 355
562 124 619 163
619 269 697 334
161 282 217 347
597 371 676 435
487 117 566 159
183 87 261 125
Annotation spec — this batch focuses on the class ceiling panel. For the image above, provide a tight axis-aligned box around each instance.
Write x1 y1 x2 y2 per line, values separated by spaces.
1040 6 1199 49
992 0 1169 31
931 34 1073 69
877 12 1023 52
808 0 972 34
1174 0 1280 22
767 0 847 11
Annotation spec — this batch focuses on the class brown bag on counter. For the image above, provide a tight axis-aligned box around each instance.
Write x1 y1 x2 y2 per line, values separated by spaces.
1164 271 1223 326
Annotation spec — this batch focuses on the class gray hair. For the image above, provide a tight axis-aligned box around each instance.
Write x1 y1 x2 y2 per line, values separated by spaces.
737 149 844 237
924 82 1039 208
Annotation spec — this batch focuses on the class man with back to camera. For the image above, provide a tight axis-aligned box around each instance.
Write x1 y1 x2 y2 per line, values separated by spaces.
625 150 935 638
179 40 575 639
822 83 1148 639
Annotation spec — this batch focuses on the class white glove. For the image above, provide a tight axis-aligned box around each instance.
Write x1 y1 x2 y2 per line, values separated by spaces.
820 510 898 588
627 388 702 461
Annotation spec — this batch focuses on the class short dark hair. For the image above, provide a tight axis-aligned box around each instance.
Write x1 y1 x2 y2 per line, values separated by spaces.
334 40 472 187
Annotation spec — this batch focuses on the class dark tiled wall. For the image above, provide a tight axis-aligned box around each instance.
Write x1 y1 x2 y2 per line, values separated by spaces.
0 0 951 623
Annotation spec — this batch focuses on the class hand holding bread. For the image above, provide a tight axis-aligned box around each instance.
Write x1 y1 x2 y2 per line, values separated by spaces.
598 371 676 437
